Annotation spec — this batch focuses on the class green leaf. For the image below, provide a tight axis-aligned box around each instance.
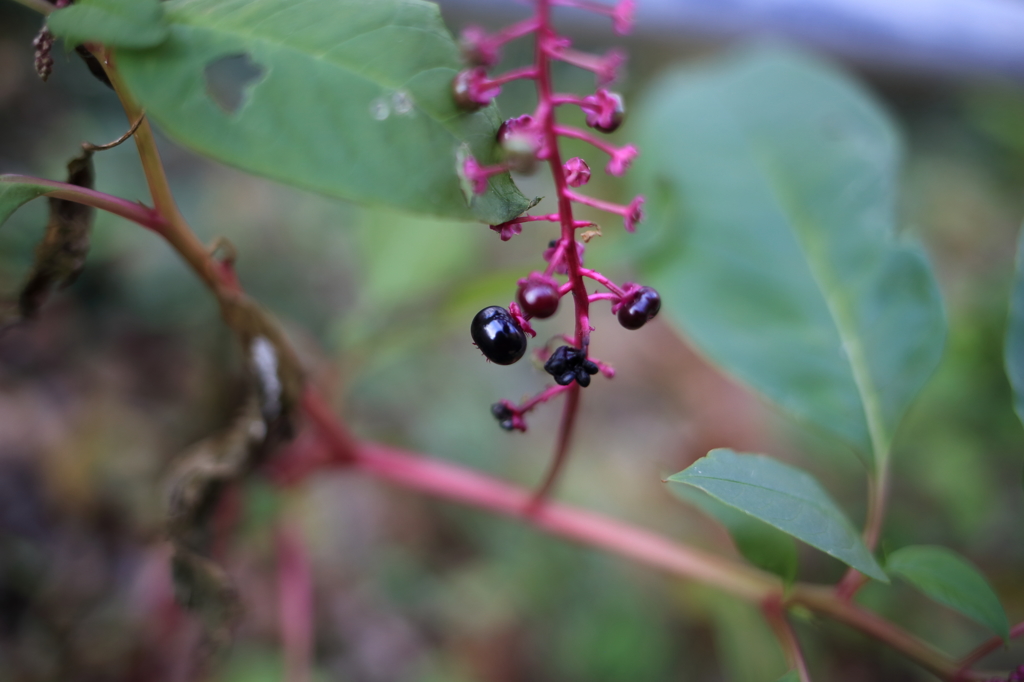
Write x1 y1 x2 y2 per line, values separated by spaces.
1005 224 1024 434
48 0 169 49
668 484 797 584
110 0 529 224
887 545 1009 640
631 46 945 467
775 672 800 682
0 178 52 227
667 449 887 581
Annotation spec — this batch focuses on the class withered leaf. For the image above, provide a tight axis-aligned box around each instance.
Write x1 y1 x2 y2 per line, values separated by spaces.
18 149 95 319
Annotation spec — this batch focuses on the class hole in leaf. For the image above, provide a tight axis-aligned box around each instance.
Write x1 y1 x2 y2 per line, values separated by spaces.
204 54 265 115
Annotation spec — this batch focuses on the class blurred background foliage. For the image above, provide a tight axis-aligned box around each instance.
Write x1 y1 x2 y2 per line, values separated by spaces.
0 1 1023 681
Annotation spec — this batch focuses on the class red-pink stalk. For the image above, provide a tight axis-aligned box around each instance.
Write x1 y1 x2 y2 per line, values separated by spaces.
1 174 166 233
277 524 314 682
954 620 1024 677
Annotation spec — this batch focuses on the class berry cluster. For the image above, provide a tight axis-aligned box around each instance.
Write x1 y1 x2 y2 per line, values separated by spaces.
456 0 661 436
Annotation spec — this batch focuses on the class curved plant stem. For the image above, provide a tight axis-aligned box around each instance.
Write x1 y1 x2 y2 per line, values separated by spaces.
955 620 1024 677
277 522 313 682
764 595 812 682
530 383 580 509
100 51 237 299
0 175 165 231
530 0 591 505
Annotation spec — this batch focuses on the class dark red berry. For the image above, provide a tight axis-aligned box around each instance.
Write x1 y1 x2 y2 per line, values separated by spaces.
471 306 527 365
617 286 661 330
517 280 559 319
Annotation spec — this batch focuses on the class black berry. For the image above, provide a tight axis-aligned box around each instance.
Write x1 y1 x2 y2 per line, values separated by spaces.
543 345 594 388
491 402 516 431
517 280 559 319
617 287 661 330
471 306 527 365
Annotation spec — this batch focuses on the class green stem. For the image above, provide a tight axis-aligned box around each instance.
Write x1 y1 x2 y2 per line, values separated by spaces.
8 0 53 15
99 50 231 299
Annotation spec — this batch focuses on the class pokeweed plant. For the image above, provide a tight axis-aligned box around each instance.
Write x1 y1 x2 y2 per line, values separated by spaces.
1 0 1023 680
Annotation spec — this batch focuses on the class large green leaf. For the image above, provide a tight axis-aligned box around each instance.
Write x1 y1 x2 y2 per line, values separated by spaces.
667 449 887 581
669 484 797 584
72 0 529 223
0 179 52 227
1005 224 1024 432
887 545 1009 641
48 0 169 49
632 47 945 467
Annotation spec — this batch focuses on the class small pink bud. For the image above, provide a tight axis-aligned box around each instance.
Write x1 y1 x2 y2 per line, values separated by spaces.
564 157 591 187
460 26 501 67
613 0 636 35
498 115 541 173
490 221 523 241
452 68 500 110
583 89 626 133
606 145 637 177
623 196 645 233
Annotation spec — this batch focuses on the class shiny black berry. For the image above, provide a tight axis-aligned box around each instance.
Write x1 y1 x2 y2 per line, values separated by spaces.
517 280 560 319
617 287 661 330
544 345 595 388
491 402 515 431
471 306 527 365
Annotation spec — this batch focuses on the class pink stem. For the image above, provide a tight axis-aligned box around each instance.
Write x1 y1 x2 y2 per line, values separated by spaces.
277 524 314 682
518 383 573 413
579 267 625 295
551 94 591 107
546 46 608 76
484 65 539 87
589 292 618 303
348 438 776 600
528 0 594 504
565 189 631 216
555 124 619 156
552 0 617 16
1 174 166 232
492 17 541 45
955 620 1024 676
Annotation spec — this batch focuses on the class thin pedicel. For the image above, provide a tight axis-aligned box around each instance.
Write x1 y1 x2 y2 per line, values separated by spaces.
453 0 658 502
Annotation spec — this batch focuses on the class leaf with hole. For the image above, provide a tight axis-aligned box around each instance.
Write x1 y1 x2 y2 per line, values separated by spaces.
631 46 945 468
669 484 797 584
48 0 169 49
886 545 1009 641
91 0 529 224
667 449 887 581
